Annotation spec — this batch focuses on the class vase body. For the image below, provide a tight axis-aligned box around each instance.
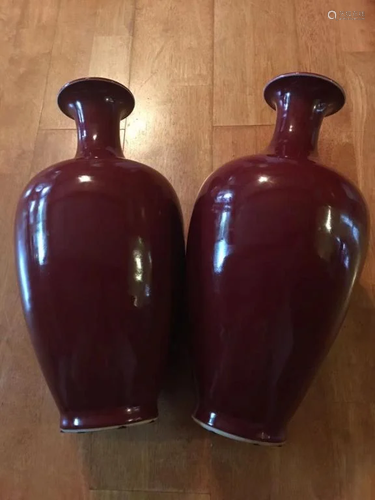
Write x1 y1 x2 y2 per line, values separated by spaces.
187 73 369 444
15 78 185 432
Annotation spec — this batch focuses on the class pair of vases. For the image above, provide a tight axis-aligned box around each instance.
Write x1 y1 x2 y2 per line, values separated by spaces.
15 73 368 445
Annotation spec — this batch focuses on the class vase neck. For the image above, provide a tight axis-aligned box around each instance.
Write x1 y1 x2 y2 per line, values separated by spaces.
266 93 325 159
264 73 346 160
71 101 124 159
57 78 135 160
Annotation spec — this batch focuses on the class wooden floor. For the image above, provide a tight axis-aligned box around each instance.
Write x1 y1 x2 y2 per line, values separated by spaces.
1 0 375 498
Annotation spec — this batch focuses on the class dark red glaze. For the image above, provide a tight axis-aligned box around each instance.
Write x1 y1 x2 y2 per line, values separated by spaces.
187 73 369 445
15 78 184 432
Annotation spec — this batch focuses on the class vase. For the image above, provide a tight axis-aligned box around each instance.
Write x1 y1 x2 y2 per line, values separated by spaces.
187 72 369 445
15 77 185 432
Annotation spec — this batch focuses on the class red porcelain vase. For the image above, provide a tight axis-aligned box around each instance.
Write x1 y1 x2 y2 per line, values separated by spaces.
15 78 184 432
187 73 369 445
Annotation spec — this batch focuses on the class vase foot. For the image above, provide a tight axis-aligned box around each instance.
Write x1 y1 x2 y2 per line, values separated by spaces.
60 404 158 433
192 408 285 446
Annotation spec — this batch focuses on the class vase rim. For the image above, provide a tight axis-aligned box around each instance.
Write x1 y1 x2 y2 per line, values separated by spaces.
263 72 346 116
57 77 135 120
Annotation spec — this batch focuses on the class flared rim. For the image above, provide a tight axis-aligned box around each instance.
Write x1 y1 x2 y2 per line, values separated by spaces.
263 72 346 116
57 77 135 120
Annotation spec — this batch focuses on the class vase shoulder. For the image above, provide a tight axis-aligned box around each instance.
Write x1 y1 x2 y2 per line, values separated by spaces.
199 154 366 213
21 157 178 206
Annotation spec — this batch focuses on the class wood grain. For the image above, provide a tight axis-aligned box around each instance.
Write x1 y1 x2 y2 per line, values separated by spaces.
294 1 344 79
0 24 56 151
345 52 375 299
30 129 77 176
125 85 212 230
338 1 375 52
332 402 375 499
0 132 89 500
1 0 375 498
40 0 135 129
213 125 274 167
126 0 213 228
214 0 298 125
90 492 210 500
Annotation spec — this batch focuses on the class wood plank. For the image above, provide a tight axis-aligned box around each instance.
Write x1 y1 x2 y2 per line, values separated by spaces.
86 354 211 493
89 36 132 85
129 0 212 92
344 52 375 297
125 85 212 232
322 288 375 404
90 492 210 500
18 0 60 28
338 0 375 52
208 435 276 500
39 23 96 129
273 383 340 499
28 129 77 176
213 125 274 168
319 108 358 186
0 132 88 499
293 0 361 202
331 403 375 499
0 24 56 151
0 11 59 496
294 0 344 80
40 0 135 129
24 392 89 500
125 0 213 230
214 0 298 126
95 0 135 36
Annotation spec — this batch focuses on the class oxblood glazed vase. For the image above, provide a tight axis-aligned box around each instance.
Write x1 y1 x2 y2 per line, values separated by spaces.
15 78 184 432
187 73 369 445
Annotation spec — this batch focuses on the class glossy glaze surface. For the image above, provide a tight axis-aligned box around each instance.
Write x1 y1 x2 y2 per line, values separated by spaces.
15 78 184 431
187 73 369 444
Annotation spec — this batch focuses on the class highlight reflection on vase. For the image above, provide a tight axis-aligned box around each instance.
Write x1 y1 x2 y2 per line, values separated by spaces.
15 78 185 432
187 72 369 445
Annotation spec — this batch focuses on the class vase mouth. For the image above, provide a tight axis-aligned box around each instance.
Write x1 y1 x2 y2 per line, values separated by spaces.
263 72 346 117
57 77 135 120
